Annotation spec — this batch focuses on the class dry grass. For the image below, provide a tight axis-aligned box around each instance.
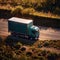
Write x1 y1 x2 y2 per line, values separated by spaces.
0 4 60 19
0 36 60 60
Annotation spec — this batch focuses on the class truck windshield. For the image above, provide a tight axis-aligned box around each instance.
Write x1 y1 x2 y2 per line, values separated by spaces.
32 30 36 34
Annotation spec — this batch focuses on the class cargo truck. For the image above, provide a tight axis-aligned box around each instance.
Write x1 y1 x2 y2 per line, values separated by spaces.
8 17 39 40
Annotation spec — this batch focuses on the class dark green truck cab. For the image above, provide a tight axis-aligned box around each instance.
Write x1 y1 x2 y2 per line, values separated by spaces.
8 17 39 40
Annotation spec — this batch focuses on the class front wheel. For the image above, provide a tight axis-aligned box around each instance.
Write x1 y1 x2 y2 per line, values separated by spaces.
28 36 38 40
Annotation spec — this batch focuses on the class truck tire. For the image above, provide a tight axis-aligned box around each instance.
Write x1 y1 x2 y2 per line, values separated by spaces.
28 36 38 40
11 32 16 36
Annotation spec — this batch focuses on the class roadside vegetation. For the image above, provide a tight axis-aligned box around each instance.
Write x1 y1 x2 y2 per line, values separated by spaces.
0 36 60 60
0 0 60 18
33 40 60 49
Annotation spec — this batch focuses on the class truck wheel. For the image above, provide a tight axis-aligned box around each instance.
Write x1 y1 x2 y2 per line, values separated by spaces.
11 32 16 36
35 38 38 40
28 36 32 40
32 37 38 40
28 36 38 40
28 36 31 39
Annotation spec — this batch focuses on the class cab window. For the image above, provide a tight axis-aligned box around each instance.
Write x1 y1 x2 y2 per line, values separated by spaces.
32 30 36 34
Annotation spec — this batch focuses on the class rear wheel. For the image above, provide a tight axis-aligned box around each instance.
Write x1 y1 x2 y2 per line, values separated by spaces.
33 37 38 40
11 32 16 36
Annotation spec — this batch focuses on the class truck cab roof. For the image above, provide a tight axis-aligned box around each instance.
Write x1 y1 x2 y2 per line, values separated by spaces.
8 17 33 24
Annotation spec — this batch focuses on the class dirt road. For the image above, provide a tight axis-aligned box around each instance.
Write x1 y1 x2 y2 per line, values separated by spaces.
0 19 60 40
39 27 60 40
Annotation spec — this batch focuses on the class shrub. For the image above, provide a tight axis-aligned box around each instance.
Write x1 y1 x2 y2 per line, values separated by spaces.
41 50 47 56
21 8 35 15
0 37 2 44
43 41 49 47
26 51 32 56
31 47 36 52
0 37 2 40
13 42 22 50
38 53 42 56
15 50 21 55
39 56 46 60
47 52 58 60
20 55 28 60
11 6 23 16
38 44 42 48
20 47 26 51
54 7 60 15
32 55 39 60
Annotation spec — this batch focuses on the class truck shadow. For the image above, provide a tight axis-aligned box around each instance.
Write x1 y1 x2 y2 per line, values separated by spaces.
5 35 37 46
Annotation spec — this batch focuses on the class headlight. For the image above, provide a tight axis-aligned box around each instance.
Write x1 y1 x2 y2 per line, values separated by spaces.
35 27 39 32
